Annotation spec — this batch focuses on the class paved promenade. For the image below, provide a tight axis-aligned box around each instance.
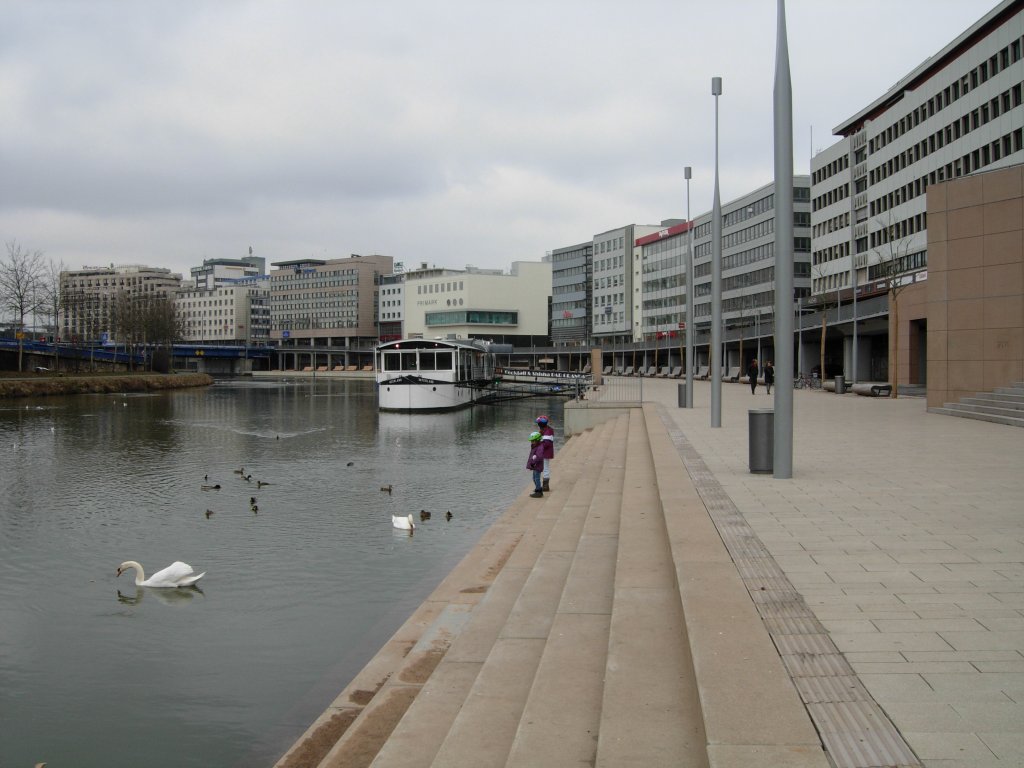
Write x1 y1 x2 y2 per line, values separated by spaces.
648 377 1024 767
274 377 1023 768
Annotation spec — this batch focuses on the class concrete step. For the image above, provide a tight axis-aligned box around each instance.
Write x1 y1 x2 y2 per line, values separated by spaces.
642 404 830 767
958 399 1024 411
504 414 629 767
280 422 608 768
595 409 707 767
424 416 626 768
357 419 618 768
928 406 1024 428
985 389 1024 402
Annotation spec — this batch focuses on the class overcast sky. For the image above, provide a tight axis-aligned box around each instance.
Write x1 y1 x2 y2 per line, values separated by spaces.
0 0 1001 277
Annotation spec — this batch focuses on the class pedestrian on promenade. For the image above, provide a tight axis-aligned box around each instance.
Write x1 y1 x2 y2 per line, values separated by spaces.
536 415 555 491
748 358 759 395
764 360 774 395
526 431 545 498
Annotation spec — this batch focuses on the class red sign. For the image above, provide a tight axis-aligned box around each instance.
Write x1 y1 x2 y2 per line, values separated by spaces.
678 321 686 329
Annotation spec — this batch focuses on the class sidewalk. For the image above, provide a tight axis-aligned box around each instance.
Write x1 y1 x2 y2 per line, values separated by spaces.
646 378 1024 767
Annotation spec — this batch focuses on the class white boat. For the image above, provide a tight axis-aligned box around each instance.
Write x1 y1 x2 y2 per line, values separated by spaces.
375 338 497 412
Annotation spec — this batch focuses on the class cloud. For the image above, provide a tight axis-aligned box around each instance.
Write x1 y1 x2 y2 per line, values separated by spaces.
0 0 1000 275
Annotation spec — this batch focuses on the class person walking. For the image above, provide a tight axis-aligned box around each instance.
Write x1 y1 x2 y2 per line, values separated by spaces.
764 360 775 395
536 415 555 491
748 358 759 395
526 431 546 498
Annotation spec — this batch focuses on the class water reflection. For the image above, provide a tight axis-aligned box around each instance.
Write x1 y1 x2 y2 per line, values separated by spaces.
117 586 205 606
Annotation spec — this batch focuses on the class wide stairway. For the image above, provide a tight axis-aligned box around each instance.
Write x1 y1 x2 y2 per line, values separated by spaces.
275 406 826 768
928 381 1024 427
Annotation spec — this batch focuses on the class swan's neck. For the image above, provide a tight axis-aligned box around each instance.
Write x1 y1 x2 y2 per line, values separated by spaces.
123 561 146 585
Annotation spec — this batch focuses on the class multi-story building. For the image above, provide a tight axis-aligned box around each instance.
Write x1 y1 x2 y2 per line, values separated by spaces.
635 179 812 369
592 224 661 344
176 280 270 345
268 253 393 350
189 256 265 291
378 274 406 342
59 264 183 343
402 260 551 346
550 241 593 346
811 0 1024 381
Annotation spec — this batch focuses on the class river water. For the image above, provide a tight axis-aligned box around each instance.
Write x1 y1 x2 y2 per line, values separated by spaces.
0 378 563 768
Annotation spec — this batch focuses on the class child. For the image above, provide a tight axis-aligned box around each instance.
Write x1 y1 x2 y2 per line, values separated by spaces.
536 415 555 491
526 431 545 498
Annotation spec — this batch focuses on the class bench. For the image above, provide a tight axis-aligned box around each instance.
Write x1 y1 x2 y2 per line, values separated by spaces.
658 366 671 377
696 365 709 380
602 366 612 375
317 366 328 372
302 366 313 372
669 366 682 378
724 366 740 382
332 365 345 372
623 366 634 376
852 383 893 397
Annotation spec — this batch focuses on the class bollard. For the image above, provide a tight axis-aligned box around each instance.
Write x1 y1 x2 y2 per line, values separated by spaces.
835 375 846 394
677 382 688 408
748 408 774 473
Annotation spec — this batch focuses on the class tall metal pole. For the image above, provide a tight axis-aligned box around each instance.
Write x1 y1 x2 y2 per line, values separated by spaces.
711 76 723 428
684 166 694 407
773 0 794 478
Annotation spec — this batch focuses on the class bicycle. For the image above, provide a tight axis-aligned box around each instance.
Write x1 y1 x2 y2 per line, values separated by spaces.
795 373 822 390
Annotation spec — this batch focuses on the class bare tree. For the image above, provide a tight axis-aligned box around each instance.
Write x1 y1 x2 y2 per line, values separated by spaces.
110 293 184 371
0 241 47 371
872 216 915 399
810 263 841 381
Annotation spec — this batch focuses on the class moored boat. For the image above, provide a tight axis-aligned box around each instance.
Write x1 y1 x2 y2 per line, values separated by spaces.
375 338 497 412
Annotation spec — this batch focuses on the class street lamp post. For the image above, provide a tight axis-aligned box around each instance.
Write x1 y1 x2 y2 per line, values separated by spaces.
711 76 723 428
684 166 694 407
773 0 794 478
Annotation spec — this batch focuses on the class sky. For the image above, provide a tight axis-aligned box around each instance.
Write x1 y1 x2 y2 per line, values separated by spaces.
0 0 1003 278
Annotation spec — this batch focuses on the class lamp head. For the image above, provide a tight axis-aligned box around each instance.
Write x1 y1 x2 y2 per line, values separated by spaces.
711 77 722 95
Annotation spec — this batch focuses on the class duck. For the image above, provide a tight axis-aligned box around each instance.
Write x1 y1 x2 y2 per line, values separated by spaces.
205 510 214 519
201 484 221 491
233 467 245 474
346 461 355 467
256 480 270 488
251 504 259 514
242 474 252 482
420 510 431 521
392 514 415 530
116 560 205 588
380 484 393 494
445 510 453 521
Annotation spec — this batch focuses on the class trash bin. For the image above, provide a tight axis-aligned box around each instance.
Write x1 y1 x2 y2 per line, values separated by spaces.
748 409 774 474
835 375 846 394
678 382 687 408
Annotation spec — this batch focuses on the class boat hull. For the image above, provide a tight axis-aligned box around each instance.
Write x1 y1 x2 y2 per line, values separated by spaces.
377 378 482 412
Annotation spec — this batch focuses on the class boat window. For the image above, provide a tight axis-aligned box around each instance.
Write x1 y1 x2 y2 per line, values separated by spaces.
401 352 418 370
383 352 402 371
436 352 453 370
419 352 436 371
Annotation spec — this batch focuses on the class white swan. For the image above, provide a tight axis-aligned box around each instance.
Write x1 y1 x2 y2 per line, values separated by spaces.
391 514 415 530
116 560 205 588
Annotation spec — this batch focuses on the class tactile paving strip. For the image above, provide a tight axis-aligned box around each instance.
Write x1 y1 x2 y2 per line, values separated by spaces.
657 405 922 768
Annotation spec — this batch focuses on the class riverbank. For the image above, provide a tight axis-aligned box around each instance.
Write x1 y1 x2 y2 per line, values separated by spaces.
0 372 213 398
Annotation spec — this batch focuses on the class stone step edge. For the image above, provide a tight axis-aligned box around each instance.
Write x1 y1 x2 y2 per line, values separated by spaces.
421 414 628 767
270 421 611 768
642 404 831 767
